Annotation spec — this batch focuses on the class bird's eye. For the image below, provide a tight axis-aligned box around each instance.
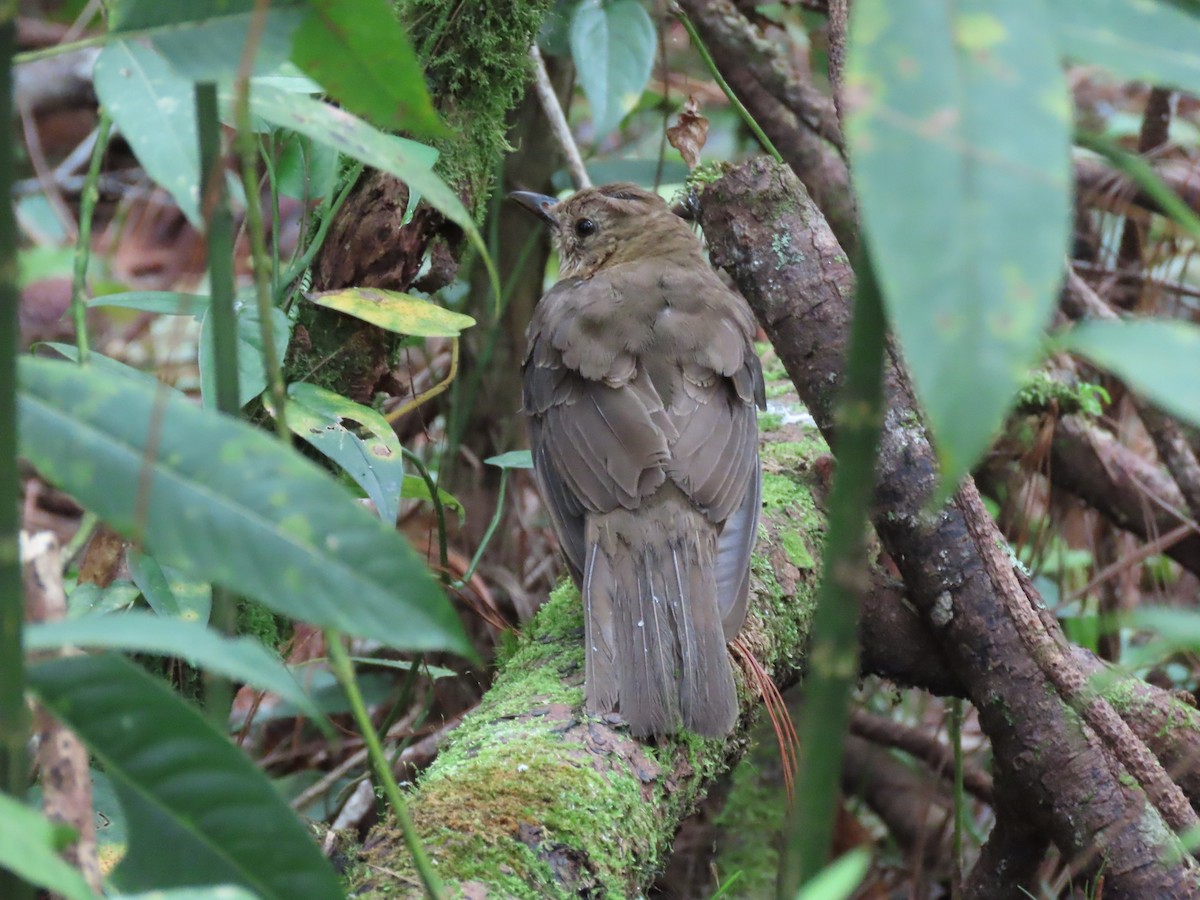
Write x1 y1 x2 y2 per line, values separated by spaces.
574 217 596 237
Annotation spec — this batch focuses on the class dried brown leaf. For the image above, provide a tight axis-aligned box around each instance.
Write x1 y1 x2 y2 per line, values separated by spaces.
667 96 709 170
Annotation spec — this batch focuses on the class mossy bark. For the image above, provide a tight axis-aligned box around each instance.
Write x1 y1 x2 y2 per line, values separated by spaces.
349 387 828 898
286 0 554 404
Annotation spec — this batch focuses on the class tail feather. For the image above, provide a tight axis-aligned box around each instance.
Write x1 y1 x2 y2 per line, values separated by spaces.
584 506 737 737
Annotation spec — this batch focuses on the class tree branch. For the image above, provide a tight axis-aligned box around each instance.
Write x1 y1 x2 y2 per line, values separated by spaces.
698 157 1200 895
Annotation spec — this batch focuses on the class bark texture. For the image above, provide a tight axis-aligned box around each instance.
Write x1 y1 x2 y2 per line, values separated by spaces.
697 157 1200 897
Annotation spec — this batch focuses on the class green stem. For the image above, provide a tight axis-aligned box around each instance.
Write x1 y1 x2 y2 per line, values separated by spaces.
69 112 113 365
401 448 449 584
672 4 783 165
279 163 362 301
196 81 239 723
327 633 443 899
1076 130 1200 243
778 253 886 895
233 0 288 442
452 468 508 590
0 9 34 898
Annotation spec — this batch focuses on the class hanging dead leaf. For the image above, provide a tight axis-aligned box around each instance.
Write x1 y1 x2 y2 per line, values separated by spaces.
667 96 709 170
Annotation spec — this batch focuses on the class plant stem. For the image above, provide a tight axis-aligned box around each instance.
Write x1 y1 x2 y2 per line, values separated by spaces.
778 253 886 895
327 633 443 899
672 3 783 165
196 81 239 723
401 448 449 584
0 8 34 897
233 0 289 442
69 110 112 365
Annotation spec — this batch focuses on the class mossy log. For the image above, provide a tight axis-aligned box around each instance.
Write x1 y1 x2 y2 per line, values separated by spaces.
349 385 829 898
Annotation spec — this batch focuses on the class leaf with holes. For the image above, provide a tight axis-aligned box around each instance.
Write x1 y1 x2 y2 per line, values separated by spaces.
279 382 405 523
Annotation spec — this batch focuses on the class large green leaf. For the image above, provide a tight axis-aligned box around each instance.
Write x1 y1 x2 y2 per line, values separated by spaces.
570 0 656 139
28 654 342 898
18 357 470 655
245 82 498 295
845 0 1072 489
291 0 444 135
1050 0 1200 95
198 296 292 408
0 794 97 900
1059 318 1200 427
281 382 406 524
93 41 201 226
109 0 306 82
26 612 319 720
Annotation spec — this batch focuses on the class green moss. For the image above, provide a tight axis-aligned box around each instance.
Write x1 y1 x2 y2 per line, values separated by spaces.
712 735 788 895
686 160 732 188
405 0 555 212
1014 371 1110 418
758 411 784 432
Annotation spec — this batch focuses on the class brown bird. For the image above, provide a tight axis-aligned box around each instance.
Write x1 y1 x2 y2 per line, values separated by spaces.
510 183 765 738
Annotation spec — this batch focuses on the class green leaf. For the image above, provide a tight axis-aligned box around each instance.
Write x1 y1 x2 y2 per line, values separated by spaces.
280 382 406 523
305 288 476 336
794 848 870 900
93 41 201 226
275 132 338 202
570 0 657 139
198 296 292 408
28 653 343 898
67 580 141 617
42 343 164 389
291 0 445 135
246 82 499 299
1049 0 1200 95
26 612 320 721
19 357 470 655
89 291 209 317
115 888 261 900
127 550 213 623
485 450 534 470
1059 318 1200 428
0 794 97 900
845 0 1072 490
109 0 306 82
400 474 464 518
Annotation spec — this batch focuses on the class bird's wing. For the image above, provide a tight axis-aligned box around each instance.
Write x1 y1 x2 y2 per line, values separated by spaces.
523 277 676 579
650 270 765 635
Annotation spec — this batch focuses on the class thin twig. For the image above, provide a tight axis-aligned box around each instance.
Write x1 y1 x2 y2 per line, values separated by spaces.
233 0 289 442
529 43 590 189
671 3 784 165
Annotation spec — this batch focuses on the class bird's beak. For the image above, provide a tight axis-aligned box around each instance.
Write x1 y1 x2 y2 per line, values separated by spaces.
507 191 559 228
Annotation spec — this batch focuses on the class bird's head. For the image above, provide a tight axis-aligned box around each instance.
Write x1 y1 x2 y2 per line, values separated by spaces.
508 183 701 279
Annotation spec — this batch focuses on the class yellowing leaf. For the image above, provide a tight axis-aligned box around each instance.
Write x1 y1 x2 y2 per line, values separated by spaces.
305 288 475 337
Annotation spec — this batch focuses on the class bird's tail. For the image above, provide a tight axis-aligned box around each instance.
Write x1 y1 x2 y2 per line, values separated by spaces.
583 496 738 737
